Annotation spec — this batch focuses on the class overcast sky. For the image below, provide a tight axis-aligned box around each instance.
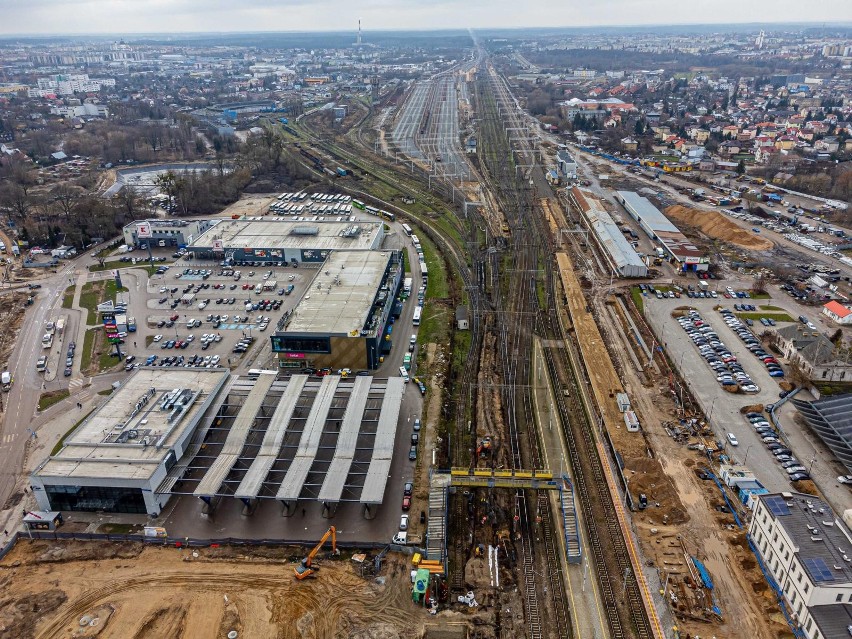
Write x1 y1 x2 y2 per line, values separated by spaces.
1 0 849 35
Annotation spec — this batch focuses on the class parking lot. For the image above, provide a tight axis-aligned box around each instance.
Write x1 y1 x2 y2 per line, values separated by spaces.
643 294 806 494
122 259 317 372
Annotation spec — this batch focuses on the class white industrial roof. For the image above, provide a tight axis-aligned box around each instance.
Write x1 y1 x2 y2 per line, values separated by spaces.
36 368 229 482
283 250 393 335
617 191 680 234
190 218 382 252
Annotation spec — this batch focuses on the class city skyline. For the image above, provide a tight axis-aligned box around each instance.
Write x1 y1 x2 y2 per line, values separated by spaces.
1 0 850 36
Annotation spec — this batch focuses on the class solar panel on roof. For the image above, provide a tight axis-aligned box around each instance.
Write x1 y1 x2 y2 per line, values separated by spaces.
803 557 836 583
764 495 791 516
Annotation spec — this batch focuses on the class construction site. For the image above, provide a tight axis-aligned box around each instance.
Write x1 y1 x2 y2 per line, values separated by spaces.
0 538 465 639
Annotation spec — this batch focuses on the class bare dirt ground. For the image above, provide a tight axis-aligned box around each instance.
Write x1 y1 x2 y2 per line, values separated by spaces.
0 291 26 369
0 540 440 639
664 205 774 251
218 194 279 218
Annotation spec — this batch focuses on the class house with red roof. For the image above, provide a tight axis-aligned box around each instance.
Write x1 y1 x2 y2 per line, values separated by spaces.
823 301 852 325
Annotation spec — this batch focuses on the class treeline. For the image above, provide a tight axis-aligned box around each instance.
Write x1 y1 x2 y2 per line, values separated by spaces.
0 124 313 249
526 48 814 76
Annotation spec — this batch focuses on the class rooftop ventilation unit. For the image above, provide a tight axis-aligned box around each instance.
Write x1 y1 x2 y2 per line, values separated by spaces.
290 225 319 236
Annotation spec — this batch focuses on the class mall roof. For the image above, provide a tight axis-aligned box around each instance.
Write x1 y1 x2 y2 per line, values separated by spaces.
34 368 229 482
190 218 382 252
282 250 394 336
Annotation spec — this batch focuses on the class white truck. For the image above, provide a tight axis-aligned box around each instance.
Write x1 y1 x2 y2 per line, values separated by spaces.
699 280 709 292
1 371 11 391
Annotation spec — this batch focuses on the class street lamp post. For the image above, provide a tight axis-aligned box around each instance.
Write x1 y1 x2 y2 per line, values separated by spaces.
743 445 753 465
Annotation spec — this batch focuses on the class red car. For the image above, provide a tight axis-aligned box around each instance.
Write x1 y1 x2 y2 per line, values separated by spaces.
402 496 411 511
170 313 179 321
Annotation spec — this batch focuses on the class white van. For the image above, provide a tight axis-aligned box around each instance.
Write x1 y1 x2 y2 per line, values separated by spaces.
399 366 410 383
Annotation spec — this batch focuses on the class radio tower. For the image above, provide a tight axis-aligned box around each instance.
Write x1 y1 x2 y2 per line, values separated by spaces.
356 19 362 47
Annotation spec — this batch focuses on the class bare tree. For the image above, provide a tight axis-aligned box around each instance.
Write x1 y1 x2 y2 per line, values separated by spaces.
752 271 769 295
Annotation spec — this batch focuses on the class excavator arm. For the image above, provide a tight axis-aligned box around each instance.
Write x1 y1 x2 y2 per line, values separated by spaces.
294 526 338 579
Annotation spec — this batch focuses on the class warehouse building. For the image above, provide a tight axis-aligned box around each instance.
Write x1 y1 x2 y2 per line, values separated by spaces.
272 250 402 370
557 149 577 177
615 191 709 272
31 368 230 516
187 218 384 264
569 187 647 278
122 219 215 249
750 493 852 639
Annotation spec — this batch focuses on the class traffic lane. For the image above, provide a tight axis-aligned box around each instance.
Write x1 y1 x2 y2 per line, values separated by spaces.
0 270 67 503
643 297 793 493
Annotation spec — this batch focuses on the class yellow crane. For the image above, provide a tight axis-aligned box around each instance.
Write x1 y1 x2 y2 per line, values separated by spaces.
294 526 339 580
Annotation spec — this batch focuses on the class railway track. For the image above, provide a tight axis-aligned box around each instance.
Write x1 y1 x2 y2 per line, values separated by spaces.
482 56 655 639
476 65 571 639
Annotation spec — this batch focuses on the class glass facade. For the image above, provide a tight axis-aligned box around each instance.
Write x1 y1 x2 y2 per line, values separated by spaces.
271 335 331 354
45 484 147 514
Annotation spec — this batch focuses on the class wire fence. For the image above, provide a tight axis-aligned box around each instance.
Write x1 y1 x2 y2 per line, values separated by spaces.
0 529 394 561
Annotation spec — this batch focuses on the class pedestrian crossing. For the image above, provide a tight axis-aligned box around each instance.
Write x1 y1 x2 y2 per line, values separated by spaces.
68 377 87 392
2 432 17 445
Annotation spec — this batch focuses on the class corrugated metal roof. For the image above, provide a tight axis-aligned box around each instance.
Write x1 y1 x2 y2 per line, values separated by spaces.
616 191 680 233
575 188 647 277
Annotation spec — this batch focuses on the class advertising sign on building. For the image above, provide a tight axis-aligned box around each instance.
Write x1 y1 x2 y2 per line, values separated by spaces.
212 239 224 252
136 222 152 239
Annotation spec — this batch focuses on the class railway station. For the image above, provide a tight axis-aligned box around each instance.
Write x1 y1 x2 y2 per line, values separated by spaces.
167 372 406 519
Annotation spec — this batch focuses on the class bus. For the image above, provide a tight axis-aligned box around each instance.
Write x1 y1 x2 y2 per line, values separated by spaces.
365 205 379 215
421 263 428 282
401 224 413 236
247 368 277 380
352 200 366 210
380 210 396 222
412 306 422 326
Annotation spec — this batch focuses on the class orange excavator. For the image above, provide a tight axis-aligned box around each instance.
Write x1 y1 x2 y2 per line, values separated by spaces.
294 526 339 580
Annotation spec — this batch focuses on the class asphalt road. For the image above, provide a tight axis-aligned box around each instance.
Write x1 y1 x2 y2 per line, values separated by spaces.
0 260 80 508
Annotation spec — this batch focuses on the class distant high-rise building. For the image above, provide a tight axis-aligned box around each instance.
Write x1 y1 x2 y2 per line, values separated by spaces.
755 30 765 49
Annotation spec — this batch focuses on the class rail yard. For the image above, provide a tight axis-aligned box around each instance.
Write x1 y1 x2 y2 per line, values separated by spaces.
3 27 852 639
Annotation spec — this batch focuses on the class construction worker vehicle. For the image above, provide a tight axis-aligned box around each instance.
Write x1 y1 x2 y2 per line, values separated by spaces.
294 526 340 580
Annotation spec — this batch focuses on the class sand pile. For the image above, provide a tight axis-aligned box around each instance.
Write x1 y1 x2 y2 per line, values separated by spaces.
664 205 774 251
